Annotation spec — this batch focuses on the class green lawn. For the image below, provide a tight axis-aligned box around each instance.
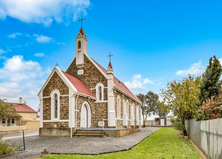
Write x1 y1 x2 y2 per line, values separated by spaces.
42 127 201 159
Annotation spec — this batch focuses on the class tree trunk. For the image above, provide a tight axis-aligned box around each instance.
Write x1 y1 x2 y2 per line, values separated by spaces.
181 119 187 136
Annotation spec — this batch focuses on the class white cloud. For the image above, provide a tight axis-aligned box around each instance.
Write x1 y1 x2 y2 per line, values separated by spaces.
0 0 90 26
34 34 53 43
124 80 144 90
8 32 22 38
34 53 45 57
0 55 50 110
143 78 154 84
124 74 154 90
219 58 222 65
0 8 6 20
176 61 205 76
58 42 66 45
0 49 7 54
133 74 141 80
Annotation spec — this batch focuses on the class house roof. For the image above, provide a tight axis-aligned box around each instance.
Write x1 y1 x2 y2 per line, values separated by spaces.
62 71 95 97
10 103 37 113
91 58 141 104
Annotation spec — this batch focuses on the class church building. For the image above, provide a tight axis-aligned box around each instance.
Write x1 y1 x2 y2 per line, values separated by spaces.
38 27 142 137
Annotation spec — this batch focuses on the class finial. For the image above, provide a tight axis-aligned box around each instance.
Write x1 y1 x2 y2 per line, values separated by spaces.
55 62 59 66
107 53 113 63
78 15 86 28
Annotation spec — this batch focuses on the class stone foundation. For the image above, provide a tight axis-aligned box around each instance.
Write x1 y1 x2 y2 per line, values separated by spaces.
39 127 76 137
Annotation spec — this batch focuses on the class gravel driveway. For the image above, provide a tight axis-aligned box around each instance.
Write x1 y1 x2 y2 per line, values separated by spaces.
2 127 160 159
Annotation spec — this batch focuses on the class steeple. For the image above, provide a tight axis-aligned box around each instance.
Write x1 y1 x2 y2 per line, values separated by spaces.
76 17 87 66
107 61 113 74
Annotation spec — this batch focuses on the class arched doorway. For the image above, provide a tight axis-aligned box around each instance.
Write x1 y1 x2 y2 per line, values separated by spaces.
81 102 91 128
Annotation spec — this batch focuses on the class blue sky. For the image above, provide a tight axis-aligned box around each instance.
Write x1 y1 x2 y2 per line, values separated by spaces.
0 0 222 113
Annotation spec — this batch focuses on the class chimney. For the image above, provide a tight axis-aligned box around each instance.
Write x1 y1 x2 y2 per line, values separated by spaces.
24 101 27 105
19 97 22 104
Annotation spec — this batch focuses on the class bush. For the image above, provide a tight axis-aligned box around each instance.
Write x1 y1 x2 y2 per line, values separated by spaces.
0 140 15 157
173 118 185 131
170 117 175 124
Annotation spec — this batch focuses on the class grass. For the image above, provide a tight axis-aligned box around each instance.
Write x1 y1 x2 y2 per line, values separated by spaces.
42 127 201 159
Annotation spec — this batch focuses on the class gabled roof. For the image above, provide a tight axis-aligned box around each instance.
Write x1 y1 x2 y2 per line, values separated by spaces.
62 71 95 97
10 103 37 113
91 58 141 104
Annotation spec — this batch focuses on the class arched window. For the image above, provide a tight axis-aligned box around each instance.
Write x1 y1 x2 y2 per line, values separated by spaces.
126 101 129 118
78 41 81 49
131 105 134 117
96 83 104 101
54 93 58 119
99 86 102 101
117 97 121 118
50 89 60 120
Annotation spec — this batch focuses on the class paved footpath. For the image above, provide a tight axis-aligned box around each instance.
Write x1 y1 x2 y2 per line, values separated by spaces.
2 127 160 159
2 130 39 140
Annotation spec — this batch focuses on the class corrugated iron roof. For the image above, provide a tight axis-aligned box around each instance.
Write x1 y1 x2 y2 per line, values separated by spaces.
62 71 95 97
10 103 37 113
92 59 141 103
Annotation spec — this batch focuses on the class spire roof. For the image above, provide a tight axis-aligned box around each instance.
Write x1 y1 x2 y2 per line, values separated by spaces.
79 27 85 35
108 61 113 69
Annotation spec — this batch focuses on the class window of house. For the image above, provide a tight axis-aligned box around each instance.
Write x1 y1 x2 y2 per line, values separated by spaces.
54 93 58 119
11 119 15 124
99 86 102 101
2 118 5 124
7 119 10 126
126 102 129 118
117 98 121 118
96 83 104 101
78 41 81 49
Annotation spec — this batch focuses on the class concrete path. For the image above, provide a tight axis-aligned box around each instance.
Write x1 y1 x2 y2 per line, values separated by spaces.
2 130 39 140
2 127 160 159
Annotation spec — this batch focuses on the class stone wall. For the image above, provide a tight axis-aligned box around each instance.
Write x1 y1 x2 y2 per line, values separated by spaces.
42 71 69 126
43 122 69 128
60 96 69 120
43 98 51 120
94 102 108 127
75 96 108 128
114 90 141 128
66 55 107 100
76 96 95 128
43 72 69 96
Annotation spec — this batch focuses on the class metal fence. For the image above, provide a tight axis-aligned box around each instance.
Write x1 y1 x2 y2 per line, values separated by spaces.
185 118 222 159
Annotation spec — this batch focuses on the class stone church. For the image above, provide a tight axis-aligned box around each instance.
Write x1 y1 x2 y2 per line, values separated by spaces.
38 27 142 136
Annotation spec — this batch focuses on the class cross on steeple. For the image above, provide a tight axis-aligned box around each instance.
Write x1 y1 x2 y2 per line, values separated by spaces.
78 15 86 28
107 53 113 63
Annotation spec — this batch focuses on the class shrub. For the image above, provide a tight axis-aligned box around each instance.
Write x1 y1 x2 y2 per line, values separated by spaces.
170 117 175 124
173 118 185 131
0 140 15 157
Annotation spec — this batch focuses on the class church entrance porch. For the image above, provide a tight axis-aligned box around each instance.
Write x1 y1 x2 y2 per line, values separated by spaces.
73 127 138 137
80 102 91 128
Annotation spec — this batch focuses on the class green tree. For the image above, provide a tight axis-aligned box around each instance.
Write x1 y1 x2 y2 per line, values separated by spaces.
136 93 146 119
145 91 159 119
161 75 200 135
137 91 159 120
198 55 222 106
156 101 169 117
0 99 19 119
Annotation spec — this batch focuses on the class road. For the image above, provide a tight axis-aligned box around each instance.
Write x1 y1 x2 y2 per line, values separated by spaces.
2 130 39 140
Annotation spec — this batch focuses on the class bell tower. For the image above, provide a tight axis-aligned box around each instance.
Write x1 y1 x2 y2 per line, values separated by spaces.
76 27 87 66
76 15 87 66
